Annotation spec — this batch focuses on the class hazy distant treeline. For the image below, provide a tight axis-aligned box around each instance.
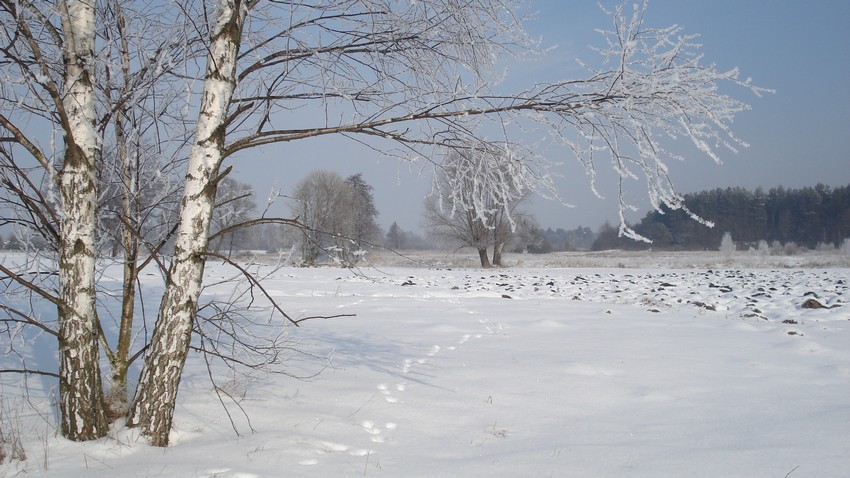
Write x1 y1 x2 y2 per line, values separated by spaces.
593 184 850 251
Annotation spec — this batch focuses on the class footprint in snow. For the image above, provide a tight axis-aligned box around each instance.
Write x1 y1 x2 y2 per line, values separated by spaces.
377 383 400 403
360 420 397 443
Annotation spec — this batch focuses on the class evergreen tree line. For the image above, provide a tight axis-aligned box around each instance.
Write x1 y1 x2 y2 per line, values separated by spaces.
593 184 850 251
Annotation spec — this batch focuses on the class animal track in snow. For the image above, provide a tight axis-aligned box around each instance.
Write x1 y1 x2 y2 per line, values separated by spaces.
313 440 349 453
295 438 353 467
377 381 407 403
360 318 497 461
360 419 397 443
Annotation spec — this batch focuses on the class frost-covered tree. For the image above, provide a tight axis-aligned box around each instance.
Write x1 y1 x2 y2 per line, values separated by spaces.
426 145 533 267
285 171 380 265
2 0 768 446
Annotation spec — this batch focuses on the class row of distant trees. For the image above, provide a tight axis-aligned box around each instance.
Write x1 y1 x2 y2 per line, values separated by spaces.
592 184 850 251
6 178 844 259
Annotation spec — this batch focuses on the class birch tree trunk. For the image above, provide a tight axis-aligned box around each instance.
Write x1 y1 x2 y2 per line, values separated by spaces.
127 0 249 446
57 0 108 441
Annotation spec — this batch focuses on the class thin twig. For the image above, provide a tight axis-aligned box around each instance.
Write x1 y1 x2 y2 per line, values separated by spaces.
201 251 355 326
0 368 59 379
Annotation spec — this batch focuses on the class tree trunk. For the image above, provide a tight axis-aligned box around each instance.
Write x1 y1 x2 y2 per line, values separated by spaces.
127 0 248 446
492 241 504 267
57 0 108 441
477 247 492 268
111 109 138 406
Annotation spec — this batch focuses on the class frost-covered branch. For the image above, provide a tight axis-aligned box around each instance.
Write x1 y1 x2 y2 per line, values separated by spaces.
224 0 768 241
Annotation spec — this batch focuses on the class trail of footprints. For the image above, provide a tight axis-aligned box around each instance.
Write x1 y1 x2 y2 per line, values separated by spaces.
299 319 494 467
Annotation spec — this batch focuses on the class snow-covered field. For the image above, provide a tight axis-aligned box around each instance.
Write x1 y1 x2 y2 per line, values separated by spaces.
2 251 849 477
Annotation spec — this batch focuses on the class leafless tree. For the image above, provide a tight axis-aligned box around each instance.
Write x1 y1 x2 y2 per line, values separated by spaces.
1 0 113 440
2 0 769 446
288 170 355 265
425 145 532 267
0 0 196 440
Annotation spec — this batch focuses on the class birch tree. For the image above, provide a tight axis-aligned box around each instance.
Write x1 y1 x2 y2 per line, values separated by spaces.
123 0 246 445
129 0 762 445
0 0 109 441
3 0 769 446
130 0 765 442
1 0 194 440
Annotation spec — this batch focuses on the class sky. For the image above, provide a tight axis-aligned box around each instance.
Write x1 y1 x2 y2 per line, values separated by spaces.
231 0 850 235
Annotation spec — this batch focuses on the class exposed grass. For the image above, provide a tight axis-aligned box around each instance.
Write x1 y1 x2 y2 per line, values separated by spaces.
0 400 27 464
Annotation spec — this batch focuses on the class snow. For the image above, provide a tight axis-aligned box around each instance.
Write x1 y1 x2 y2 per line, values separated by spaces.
2 251 849 477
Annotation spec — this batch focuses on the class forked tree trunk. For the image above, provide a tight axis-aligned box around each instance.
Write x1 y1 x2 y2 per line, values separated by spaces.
57 0 108 441
127 0 249 446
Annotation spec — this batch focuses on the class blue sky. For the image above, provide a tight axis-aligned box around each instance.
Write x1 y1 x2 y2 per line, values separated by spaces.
233 1 850 235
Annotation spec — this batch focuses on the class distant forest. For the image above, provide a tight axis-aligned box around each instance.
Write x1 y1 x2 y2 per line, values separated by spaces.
592 184 850 251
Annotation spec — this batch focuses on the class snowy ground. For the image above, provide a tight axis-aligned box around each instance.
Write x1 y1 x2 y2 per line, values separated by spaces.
1 251 849 477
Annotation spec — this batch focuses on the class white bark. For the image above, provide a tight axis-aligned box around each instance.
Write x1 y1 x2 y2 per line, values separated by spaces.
127 0 249 446
57 0 108 441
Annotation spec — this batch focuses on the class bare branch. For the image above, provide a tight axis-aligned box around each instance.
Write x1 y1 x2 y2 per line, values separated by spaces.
0 263 61 308
201 251 355 326
208 216 300 243
0 368 60 379
0 303 59 337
